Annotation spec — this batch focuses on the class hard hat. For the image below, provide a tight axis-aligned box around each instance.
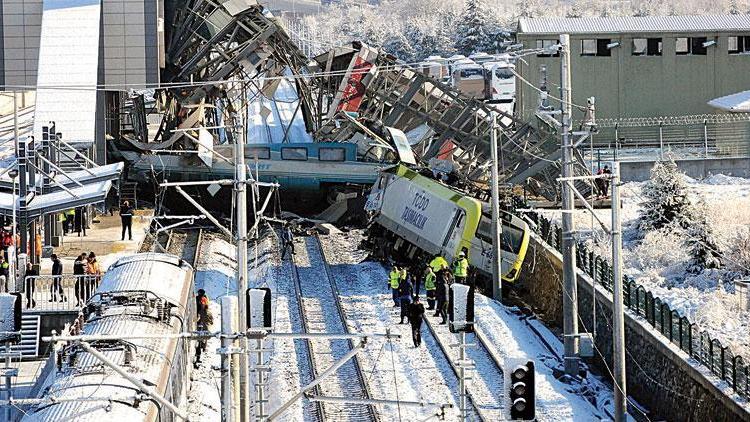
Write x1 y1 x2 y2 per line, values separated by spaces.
458 251 465 257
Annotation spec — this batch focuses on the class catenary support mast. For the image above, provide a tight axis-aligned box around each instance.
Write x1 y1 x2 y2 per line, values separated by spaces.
560 33 580 376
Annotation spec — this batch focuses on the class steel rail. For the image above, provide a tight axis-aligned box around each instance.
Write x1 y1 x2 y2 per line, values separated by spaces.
313 234 380 422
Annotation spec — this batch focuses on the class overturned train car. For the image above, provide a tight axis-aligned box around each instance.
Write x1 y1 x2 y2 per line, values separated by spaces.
366 165 531 292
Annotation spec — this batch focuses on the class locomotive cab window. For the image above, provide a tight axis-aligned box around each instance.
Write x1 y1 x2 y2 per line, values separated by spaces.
247 147 270 160
281 147 308 161
477 216 524 253
319 147 346 162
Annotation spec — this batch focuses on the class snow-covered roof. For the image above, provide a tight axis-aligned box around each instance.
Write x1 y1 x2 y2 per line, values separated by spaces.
518 15 750 35
708 90 750 112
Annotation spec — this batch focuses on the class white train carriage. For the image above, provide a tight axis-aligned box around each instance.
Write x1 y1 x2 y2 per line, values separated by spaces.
23 253 195 422
366 165 530 288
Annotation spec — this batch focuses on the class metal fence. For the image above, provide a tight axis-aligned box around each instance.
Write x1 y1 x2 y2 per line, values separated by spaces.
22 274 100 311
527 212 750 399
586 116 750 162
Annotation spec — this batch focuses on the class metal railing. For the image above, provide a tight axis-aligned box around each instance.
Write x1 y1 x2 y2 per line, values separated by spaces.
527 212 750 399
21 274 101 311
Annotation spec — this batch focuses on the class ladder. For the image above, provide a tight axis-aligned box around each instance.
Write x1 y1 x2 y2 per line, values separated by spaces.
9 315 40 358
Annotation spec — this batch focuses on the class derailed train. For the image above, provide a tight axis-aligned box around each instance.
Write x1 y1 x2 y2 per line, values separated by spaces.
366 164 530 292
22 253 195 422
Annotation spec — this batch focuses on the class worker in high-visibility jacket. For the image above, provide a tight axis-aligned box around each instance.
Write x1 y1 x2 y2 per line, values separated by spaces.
452 250 469 285
424 265 436 310
429 254 449 275
389 265 401 307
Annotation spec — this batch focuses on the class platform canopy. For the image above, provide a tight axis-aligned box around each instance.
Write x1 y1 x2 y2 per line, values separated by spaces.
0 180 112 219
708 90 750 113
0 162 123 191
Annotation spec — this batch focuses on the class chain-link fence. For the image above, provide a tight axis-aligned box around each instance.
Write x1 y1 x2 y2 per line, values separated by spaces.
527 212 750 399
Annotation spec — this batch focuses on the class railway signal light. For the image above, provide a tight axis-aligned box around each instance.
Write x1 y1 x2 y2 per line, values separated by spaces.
448 283 475 333
246 287 271 330
507 359 535 420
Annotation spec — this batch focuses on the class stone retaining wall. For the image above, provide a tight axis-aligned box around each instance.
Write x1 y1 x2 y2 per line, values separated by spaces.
518 234 750 421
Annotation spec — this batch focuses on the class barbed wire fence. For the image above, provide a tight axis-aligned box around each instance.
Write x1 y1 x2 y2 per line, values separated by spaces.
579 113 750 163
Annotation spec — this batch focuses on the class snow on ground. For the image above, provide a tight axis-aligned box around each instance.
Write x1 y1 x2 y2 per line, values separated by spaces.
186 227 620 421
542 173 750 360
320 231 470 421
187 232 236 421
247 78 313 144
320 229 616 421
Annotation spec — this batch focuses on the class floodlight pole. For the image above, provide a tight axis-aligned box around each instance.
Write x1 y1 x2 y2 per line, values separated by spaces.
611 162 627 422
489 112 503 301
560 33 580 377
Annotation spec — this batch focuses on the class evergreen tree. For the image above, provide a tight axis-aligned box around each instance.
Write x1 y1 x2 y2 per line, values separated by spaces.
685 197 722 272
454 0 492 56
637 160 694 234
567 1 584 18
729 0 741 14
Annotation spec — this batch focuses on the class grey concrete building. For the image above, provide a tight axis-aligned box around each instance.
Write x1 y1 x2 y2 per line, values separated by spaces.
515 15 750 122
1 0 164 88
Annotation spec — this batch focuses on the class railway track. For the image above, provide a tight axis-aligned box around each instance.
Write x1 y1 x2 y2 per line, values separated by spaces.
138 228 202 267
288 235 379 422
423 312 506 421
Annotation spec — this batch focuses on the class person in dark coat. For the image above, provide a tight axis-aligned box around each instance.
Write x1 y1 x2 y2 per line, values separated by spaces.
194 289 213 367
434 270 451 324
398 277 413 324
73 253 87 307
75 207 87 237
280 222 295 259
411 264 422 297
24 262 38 309
120 201 134 241
50 254 65 302
408 296 425 347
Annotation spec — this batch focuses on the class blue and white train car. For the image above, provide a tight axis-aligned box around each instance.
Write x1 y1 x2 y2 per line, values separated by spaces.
21 253 195 422
125 142 387 193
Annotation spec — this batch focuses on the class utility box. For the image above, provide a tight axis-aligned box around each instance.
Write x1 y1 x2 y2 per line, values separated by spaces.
579 332 595 358
735 278 750 312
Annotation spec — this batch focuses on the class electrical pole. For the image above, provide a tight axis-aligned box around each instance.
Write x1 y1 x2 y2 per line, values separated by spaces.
560 33 580 377
235 123 250 422
610 162 627 421
490 111 503 301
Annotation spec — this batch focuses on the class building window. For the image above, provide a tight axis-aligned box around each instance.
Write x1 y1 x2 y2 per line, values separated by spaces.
676 37 708 55
247 147 270 160
319 147 346 162
281 147 308 161
633 38 662 56
536 39 559 57
581 39 612 56
729 36 750 54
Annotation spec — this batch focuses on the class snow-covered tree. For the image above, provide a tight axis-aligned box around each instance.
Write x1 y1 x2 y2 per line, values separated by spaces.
638 160 694 234
729 0 742 14
685 197 722 272
567 1 584 18
454 0 493 56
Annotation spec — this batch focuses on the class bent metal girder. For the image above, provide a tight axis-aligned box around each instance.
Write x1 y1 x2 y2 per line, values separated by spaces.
146 1 318 145
312 43 585 200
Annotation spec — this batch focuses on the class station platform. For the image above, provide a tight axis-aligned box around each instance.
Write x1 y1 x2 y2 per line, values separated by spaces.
39 209 153 273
